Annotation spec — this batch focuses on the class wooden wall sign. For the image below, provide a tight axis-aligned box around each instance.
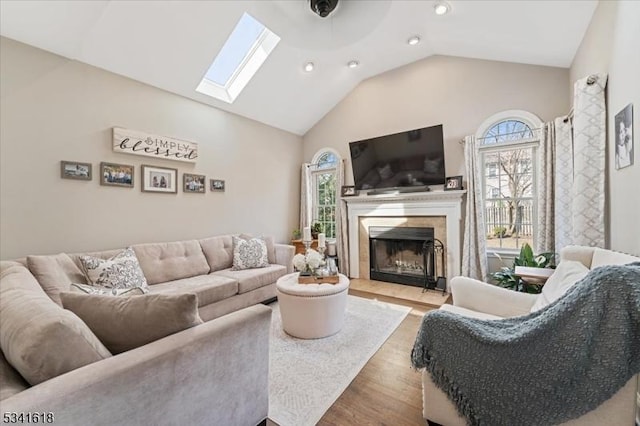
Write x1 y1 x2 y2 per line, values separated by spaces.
113 127 198 163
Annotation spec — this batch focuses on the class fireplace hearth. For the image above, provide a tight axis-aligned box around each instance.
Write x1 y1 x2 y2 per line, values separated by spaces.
369 226 444 289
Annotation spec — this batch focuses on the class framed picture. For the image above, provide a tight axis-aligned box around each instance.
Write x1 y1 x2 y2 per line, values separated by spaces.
60 161 92 180
444 176 462 191
615 103 634 170
100 162 134 188
341 185 357 196
210 179 225 192
183 173 206 193
141 165 178 193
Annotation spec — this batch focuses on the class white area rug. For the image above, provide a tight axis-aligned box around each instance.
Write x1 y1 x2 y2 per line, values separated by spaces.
268 295 411 426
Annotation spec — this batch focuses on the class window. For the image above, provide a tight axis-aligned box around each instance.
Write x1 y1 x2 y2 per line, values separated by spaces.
311 150 339 238
196 13 280 104
487 162 498 177
476 111 542 251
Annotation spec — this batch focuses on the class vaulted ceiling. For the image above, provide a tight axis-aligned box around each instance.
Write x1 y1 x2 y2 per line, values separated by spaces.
0 0 597 135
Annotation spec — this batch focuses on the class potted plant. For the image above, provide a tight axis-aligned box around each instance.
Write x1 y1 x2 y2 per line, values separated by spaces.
292 229 301 240
491 243 555 294
311 222 323 239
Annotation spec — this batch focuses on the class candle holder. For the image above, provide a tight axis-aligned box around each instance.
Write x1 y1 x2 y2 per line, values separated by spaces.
303 240 312 254
317 246 326 259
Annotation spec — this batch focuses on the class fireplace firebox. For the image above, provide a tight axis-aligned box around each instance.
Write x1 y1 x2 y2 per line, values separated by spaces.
369 226 445 291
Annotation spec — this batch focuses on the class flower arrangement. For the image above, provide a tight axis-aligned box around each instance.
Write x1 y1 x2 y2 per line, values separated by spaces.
293 249 324 276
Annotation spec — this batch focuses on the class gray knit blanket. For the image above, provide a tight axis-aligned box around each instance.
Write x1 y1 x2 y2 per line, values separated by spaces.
411 263 640 426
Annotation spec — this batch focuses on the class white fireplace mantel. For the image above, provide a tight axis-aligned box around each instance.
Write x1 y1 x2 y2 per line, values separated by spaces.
344 190 466 290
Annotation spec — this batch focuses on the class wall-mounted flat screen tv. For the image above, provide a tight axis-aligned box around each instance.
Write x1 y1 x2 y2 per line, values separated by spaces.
349 124 445 192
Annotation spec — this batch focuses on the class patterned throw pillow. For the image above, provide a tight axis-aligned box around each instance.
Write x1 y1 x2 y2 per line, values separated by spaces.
232 236 269 270
71 283 146 296
79 247 149 293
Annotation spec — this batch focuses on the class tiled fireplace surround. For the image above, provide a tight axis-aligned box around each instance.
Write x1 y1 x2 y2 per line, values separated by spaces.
344 191 466 291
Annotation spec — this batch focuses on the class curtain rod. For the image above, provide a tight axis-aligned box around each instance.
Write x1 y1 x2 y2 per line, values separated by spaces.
457 73 599 143
459 128 541 144
563 108 574 123
563 74 597 123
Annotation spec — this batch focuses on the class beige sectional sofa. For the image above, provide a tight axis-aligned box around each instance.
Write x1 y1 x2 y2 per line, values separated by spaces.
0 234 294 425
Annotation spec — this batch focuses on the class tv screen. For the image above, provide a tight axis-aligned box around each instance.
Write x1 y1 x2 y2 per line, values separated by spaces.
349 124 445 191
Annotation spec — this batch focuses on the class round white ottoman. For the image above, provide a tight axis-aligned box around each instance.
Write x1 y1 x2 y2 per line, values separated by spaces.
276 273 350 339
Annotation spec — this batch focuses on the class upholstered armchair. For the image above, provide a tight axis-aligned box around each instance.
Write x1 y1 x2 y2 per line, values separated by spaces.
421 246 639 426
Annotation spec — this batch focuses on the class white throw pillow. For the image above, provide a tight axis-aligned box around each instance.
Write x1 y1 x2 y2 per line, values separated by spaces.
530 261 589 312
232 236 269 270
79 247 149 293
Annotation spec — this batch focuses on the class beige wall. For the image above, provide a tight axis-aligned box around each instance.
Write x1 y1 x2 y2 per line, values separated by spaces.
0 37 302 260
303 55 570 185
570 0 640 255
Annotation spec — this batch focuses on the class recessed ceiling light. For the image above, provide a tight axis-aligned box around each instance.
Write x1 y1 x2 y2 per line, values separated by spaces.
434 1 451 15
408 36 421 46
304 62 315 72
348 60 360 68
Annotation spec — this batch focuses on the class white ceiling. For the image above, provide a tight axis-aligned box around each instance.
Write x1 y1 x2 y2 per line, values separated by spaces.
0 0 597 136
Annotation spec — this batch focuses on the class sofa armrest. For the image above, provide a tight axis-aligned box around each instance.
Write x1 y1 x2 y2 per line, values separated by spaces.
450 276 537 317
274 243 295 273
0 304 272 426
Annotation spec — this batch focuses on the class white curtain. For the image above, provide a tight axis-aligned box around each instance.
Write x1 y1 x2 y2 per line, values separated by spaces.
334 160 349 276
299 164 312 233
554 117 574 253
536 122 556 253
571 73 608 247
461 135 488 281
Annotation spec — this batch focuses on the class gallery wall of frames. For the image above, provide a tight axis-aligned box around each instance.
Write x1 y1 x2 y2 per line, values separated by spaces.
60 127 226 194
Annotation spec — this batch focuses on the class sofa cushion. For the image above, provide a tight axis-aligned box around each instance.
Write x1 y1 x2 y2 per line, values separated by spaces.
71 283 147 296
232 236 269 270
79 247 149 292
559 245 595 268
0 260 25 274
148 275 238 307
213 264 286 294
439 304 503 320
530 260 589 312
133 240 210 284
60 292 203 355
0 350 29 401
0 264 112 385
199 235 234 272
26 253 88 306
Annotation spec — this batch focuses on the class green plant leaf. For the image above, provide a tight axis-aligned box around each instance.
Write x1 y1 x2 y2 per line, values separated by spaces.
520 243 534 265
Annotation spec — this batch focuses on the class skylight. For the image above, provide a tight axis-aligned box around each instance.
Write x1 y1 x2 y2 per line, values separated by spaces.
196 13 280 104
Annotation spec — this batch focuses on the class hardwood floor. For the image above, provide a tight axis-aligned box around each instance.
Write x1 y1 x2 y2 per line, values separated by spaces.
350 278 450 313
317 310 426 426
268 280 436 426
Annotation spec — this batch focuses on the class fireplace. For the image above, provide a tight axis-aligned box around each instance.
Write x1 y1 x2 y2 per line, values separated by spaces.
369 226 440 288
344 191 465 293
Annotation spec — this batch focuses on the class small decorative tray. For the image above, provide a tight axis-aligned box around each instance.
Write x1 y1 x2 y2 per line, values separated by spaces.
297 274 339 285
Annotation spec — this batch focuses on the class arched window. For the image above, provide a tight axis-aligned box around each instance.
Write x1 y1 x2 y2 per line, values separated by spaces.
311 149 339 238
476 111 542 252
